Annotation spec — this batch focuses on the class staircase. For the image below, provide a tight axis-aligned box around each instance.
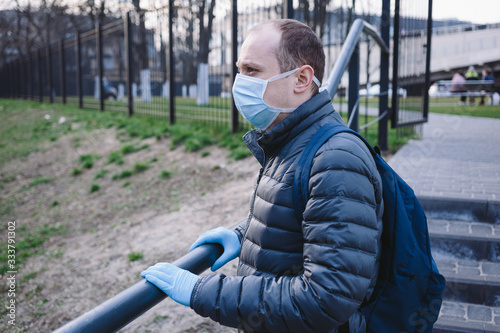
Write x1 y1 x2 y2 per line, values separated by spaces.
420 197 500 332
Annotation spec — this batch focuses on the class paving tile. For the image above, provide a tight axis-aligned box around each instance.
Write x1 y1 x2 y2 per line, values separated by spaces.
440 302 466 317
468 305 492 322
482 262 500 276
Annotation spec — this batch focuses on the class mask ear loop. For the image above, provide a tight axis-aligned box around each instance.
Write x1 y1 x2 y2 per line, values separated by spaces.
269 67 321 89
267 68 301 82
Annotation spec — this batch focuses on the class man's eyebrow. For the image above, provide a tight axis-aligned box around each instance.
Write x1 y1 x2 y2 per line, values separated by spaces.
236 60 261 69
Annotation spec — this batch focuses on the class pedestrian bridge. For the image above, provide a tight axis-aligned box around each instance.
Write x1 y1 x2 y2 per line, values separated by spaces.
430 23 500 80
335 22 500 88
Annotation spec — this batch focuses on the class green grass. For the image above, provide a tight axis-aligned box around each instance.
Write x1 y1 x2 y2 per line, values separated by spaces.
120 144 149 155
107 151 124 165
112 170 133 180
0 97 429 173
27 177 51 188
133 162 149 173
79 154 94 169
429 103 500 118
128 251 144 262
89 184 101 193
160 170 172 179
94 169 109 180
71 168 83 176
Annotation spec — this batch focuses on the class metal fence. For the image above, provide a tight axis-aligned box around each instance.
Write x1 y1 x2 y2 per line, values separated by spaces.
0 0 432 142
391 0 433 129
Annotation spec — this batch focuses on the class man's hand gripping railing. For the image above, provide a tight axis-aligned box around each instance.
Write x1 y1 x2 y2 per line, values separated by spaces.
53 225 240 333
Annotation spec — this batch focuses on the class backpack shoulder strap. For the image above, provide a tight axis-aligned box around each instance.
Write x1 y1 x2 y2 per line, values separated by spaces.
293 123 377 221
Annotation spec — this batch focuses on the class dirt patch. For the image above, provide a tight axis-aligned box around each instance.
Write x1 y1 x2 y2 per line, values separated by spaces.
0 126 260 332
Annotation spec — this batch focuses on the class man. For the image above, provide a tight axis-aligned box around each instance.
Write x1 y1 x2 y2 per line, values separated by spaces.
142 19 383 332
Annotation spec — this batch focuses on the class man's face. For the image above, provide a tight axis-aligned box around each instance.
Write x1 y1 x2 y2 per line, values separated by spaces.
236 24 296 109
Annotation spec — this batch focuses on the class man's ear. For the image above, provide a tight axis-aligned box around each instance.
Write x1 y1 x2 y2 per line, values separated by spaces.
294 65 315 94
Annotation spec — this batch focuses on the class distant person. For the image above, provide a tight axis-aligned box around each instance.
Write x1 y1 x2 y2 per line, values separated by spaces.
450 70 467 105
465 65 479 105
480 67 495 105
102 77 117 100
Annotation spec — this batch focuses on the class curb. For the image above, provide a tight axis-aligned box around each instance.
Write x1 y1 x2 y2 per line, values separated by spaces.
418 196 500 223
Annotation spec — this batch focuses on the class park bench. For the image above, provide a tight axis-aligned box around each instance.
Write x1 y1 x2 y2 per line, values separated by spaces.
429 79 496 103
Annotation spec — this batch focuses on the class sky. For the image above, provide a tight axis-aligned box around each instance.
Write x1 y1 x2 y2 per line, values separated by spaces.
431 0 500 24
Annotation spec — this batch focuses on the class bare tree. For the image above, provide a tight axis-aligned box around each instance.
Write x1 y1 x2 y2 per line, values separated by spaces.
131 0 148 72
297 0 331 39
197 0 216 64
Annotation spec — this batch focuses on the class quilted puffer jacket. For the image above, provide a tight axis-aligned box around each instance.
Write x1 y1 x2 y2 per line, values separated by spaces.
191 90 384 332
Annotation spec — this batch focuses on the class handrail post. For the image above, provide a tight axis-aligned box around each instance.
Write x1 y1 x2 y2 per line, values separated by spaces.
348 42 360 132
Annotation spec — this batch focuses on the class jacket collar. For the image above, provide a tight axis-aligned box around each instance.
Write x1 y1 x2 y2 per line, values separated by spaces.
243 90 335 165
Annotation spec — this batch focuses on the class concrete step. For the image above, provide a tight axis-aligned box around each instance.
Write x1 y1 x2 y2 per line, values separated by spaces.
433 301 500 333
421 197 500 331
435 258 500 307
419 196 500 224
428 218 500 262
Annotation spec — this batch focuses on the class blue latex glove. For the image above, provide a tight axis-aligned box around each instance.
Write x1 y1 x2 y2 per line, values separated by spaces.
189 227 241 271
141 263 199 307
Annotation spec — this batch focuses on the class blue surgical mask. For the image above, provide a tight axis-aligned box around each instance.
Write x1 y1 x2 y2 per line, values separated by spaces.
232 68 321 130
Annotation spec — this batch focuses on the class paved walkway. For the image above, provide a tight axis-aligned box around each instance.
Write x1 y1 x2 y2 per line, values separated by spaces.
388 112 500 202
387 112 500 331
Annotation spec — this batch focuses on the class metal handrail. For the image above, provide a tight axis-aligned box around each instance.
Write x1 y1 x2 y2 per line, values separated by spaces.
325 19 389 98
53 240 226 332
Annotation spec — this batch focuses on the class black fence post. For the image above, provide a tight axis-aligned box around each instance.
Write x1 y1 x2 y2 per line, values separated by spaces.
7 64 12 98
125 13 134 116
378 0 390 151
423 0 433 121
391 0 400 128
28 55 33 99
96 22 104 111
168 1 175 125
20 59 26 99
76 32 83 108
59 38 67 104
230 0 238 133
348 43 360 132
46 45 53 103
284 0 294 19
38 50 43 102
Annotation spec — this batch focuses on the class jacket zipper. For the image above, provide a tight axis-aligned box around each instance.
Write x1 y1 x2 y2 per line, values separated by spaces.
243 166 264 239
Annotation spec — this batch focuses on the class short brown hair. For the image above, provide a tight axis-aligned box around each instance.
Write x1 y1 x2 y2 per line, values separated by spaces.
270 19 325 94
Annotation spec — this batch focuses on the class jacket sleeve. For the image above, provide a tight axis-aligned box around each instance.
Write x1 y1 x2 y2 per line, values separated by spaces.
191 134 382 332
233 219 247 243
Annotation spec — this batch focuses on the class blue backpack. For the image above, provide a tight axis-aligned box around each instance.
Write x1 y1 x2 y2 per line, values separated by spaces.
293 123 446 333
